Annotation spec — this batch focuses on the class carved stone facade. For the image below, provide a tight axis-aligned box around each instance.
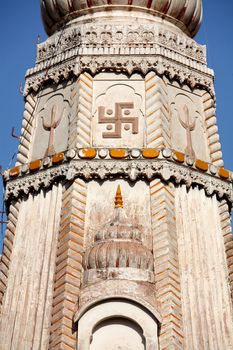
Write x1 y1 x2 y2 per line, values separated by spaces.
1 1 233 349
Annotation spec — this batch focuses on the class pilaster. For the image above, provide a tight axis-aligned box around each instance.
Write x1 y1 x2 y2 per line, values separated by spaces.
145 72 170 148
49 179 87 350
150 179 183 349
17 93 37 165
69 73 93 149
201 90 223 166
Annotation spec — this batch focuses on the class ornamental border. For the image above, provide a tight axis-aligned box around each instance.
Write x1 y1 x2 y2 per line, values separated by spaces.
4 159 233 204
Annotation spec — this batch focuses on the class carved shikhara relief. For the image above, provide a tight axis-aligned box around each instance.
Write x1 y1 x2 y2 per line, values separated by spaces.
49 179 87 350
92 73 145 148
201 91 223 167
218 200 233 302
16 93 37 165
75 72 93 148
0 200 20 311
145 72 170 149
150 179 183 349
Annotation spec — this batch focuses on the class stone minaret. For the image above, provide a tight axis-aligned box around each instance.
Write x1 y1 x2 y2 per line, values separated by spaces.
1 1 233 349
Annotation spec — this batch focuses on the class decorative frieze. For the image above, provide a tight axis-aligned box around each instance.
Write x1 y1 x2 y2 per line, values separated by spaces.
4 156 233 204
36 25 206 65
25 55 214 97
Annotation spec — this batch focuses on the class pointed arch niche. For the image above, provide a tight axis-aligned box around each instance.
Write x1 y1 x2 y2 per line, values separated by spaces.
75 298 159 350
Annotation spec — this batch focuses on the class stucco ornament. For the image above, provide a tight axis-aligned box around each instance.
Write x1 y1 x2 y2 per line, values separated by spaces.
83 185 154 285
41 0 202 37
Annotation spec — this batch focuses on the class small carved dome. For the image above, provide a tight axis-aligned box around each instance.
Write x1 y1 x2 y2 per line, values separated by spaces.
84 240 153 271
41 0 202 37
83 208 153 271
83 185 153 277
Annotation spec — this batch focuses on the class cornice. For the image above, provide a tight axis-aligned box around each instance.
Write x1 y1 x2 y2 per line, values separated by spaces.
4 150 233 204
24 24 214 96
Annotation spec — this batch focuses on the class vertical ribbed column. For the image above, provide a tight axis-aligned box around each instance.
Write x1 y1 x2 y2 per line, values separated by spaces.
201 91 223 167
150 179 183 349
49 178 87 350
76 72 93 148
16 93 37 165
0 185 63 350
219 199 233 301
176 186 233 349
145 72 170 148
0 201 20 312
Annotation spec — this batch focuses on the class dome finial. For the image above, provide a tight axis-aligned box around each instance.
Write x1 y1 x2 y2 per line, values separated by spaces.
115 185 123 208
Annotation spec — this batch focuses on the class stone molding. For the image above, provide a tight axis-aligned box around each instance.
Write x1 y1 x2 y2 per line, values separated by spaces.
150 179 183 348
4 159 233 203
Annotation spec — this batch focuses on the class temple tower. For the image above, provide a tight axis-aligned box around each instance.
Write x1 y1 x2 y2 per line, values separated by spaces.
1 0 233 349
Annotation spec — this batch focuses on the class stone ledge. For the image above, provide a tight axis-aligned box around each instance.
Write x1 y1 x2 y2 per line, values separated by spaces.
4 148 232 184
3 154 233 204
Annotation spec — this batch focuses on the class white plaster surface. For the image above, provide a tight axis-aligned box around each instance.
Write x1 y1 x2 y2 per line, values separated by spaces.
77 299 158 350
175 185 233 350
90 318 145 350
0 185 62 350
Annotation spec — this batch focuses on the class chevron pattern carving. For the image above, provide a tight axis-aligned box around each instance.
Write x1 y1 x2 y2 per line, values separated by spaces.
150 179 183 349
145 72 170 148
201 91 223 167
17 93 37 165
49 179 87 350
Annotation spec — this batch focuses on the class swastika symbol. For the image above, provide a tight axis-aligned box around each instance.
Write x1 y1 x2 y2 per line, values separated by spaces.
98 102 139 138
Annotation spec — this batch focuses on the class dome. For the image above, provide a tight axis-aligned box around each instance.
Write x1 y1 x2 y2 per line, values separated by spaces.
41 0 202 37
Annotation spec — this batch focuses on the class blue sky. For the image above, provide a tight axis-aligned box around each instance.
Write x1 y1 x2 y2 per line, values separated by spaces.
0 1 233 249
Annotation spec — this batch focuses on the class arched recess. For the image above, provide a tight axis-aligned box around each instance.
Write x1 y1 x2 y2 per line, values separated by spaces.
76 298 159 350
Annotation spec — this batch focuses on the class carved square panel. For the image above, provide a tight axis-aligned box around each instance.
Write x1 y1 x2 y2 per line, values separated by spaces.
92 73 145 148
